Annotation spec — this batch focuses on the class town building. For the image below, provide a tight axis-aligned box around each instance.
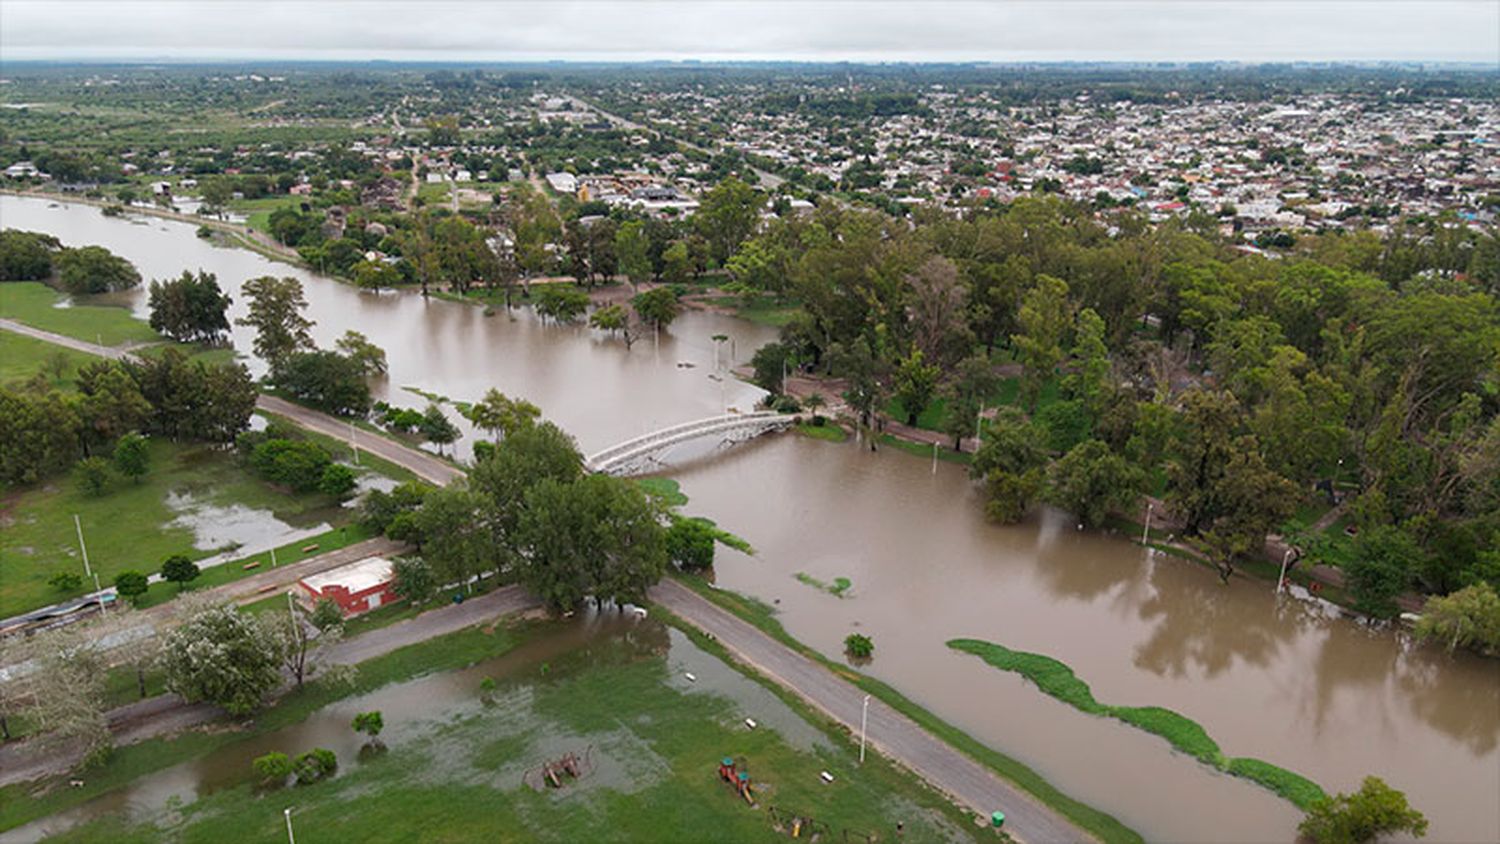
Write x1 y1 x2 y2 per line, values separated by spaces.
297 556 398 617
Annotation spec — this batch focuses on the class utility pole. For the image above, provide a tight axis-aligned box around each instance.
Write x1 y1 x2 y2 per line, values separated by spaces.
859 694 871 764
1277 547 1295 595
1141 503 1152 546
349 421 360 465
73 514 93 579
932 441 937 474
284 807 296 844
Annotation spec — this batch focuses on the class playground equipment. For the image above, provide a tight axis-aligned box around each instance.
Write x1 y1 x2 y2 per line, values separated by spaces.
523 746 596 791
768 806 833 841
717 756 757 805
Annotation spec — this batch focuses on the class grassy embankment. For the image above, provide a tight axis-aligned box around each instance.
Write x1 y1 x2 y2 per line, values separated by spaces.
13 618 996 844
945 639 1327 810
670 575 1142 844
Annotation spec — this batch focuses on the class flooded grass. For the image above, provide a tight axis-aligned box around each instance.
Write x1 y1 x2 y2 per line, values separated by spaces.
794 572 853 598
0 439 353 618
20 620 989 844
795 421 848 442
947 639 1328 810
671 574 1142 844
634 476 689 507
0 281 159 346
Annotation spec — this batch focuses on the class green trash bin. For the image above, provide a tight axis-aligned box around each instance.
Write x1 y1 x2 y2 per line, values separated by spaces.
991 811 1005 829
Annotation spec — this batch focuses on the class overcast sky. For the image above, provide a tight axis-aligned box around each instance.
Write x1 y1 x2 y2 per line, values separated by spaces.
1 1 1496 64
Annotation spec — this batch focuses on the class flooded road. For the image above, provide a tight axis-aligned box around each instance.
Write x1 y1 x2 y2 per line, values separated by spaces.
5 195 1497 843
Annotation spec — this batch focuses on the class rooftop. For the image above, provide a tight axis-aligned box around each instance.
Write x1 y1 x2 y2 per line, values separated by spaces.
300 556 394 594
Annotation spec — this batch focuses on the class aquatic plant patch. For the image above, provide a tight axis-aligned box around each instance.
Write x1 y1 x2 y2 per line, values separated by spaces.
946 638 1327 809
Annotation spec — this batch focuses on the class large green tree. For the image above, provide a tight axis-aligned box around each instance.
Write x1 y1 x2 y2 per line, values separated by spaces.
147 270 233 344
237 276 315 373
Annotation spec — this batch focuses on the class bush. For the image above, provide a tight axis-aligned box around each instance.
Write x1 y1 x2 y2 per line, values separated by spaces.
250 438 334 493
293 748 339 784
1298 776 1427 843
48 571 83 592
160 554 200 590
844 633 874 659
666 518 716 571
113 570 149 603
319 463 357 500
252 751 293 784
74 456 114 497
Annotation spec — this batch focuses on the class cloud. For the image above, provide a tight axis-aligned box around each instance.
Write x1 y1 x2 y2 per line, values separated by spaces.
1 1 1495 62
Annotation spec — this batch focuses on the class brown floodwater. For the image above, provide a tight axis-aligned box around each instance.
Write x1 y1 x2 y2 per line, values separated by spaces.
4 196 1497 843
0 197 778 459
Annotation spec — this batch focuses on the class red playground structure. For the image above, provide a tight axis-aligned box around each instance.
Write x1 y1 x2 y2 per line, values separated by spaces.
718 756 757 805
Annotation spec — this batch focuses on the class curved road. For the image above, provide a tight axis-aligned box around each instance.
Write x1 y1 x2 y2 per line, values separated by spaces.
650 579 1091 844
3 321 1089 842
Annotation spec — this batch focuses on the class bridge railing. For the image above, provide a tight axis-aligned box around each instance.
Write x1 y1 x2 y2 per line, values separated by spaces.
584 411 784 468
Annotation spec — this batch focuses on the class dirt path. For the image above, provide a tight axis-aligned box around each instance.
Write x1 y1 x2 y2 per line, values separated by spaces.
649 578 1092 844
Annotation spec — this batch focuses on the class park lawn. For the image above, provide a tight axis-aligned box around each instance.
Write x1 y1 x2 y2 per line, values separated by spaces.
0 438 350 619
37 623 988 844
0 282 160 346
131 523 379 611
0 331 96 388
732 294 802 327
226 197 301 234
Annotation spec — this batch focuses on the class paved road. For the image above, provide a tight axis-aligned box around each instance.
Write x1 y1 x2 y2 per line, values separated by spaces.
256 395 462 486
0 584 536 788
0 321 462 487
4 323 1090 838
649 578 1092 844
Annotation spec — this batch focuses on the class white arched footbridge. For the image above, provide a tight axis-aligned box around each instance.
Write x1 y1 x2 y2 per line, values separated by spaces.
585 411 799 476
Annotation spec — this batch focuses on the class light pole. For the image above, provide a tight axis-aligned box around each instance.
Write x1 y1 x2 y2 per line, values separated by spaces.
931 440 938 474
859 694 871 764
284 807 296 844
92 572 105 613
1277 547 1295 595
73 514 93 579
349 421 360 465
1141 503 1152 546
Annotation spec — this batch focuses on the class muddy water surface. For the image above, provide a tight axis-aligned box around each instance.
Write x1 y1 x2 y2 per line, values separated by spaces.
5 195 1497 843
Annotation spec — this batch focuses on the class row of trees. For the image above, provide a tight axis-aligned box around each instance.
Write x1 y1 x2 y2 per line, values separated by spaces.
1 349 257 487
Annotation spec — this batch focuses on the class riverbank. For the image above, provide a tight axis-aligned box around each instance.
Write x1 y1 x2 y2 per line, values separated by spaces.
655 575 1139 844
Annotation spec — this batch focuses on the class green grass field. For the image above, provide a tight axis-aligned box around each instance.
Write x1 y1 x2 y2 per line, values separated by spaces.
20 619 991 844
0 282 160 346
0 439 351 618
0 331 97 388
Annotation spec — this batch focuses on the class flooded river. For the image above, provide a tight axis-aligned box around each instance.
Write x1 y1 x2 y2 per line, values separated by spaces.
4 196 1496 842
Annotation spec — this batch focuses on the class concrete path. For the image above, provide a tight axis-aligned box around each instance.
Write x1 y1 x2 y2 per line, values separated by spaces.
649 578 1092 844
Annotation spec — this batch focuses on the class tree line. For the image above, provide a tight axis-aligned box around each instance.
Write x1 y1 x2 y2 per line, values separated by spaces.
732 195 1497 624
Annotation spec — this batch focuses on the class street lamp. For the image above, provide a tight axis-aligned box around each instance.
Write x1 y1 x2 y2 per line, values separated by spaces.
284 807 296 844
73 514 93 579
1141 503 1153 546
859 694 871 764
1277 547 1295 595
